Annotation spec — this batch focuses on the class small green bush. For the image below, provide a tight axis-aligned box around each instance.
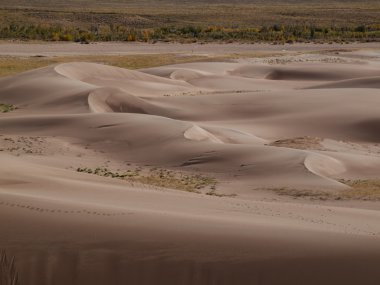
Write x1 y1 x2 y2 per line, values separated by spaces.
0 104 16 113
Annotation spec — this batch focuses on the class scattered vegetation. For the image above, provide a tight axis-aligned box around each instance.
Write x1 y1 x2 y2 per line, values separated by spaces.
0 250 19 285
1 23 379 44
0 135 47 155
339 179 380 200
272 179 380 201
149 25 380 44
0 2 379 43
76 166 218 193
0 52 281 78
0 103 16 113
0 54 210 77
269 136 325 151
205 190 237 198
272 187 335 200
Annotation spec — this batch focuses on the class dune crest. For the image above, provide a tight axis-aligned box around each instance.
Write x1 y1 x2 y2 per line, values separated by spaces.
88 87 158 114
184 124 223 143
304 153 347 182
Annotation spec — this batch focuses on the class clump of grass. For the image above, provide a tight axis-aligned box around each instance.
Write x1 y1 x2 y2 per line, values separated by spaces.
137 170 216 193
271 179 380 201
338 179 380 201
76 166 217 193
0 103 16 113
77 166 137 178
0 54 208 78
271 187 334 200
0 250 19 285
205 190 237 198
268 136 325 151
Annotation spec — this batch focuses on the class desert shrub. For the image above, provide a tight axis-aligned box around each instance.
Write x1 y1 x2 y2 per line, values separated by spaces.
0 104 16 113
77 166 218 193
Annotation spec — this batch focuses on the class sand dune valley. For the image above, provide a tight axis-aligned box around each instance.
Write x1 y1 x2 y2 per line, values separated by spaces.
1 44 380 285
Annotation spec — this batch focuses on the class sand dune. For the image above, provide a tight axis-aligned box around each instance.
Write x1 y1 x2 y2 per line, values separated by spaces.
1 49 380 284
308 76 380 89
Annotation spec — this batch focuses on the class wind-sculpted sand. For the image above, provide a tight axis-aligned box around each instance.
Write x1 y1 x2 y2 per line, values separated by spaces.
1 48 380 285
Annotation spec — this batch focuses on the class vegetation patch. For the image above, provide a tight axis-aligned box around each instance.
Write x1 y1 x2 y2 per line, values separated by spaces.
338 179 380 200
268 136 325 151
1 23 379 43
0 54 211 77
271 180 380 201
0 3 379 43
205 190 237 198
0 135 48 155
76 166 218 193
0 103 16 113
271 187 334 200
0 52 284 78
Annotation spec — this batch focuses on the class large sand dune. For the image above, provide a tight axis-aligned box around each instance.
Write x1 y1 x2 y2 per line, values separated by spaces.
1 48 380 284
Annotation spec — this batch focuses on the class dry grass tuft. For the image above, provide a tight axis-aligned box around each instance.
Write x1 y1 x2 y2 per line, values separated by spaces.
271 179 380 201
271 187 334 200
0 104 16 113
268 136 325 151
0 250 19 285
76 166 218 193
338 179 380 200
0 54 208 78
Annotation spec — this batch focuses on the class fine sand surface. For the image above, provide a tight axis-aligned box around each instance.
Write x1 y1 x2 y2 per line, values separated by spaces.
1 41 380 56
1 47 380 285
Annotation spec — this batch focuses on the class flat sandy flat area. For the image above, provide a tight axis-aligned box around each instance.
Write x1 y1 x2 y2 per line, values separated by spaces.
0 43 380 285
1 41 380 56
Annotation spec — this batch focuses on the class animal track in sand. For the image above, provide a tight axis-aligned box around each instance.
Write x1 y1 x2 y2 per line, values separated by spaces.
224 200 379 236
0 200 131 217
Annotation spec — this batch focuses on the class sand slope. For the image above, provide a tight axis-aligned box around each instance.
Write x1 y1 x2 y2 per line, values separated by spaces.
1 50 380 284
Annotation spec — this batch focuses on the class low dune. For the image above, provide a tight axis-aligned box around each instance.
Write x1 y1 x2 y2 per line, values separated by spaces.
1 48 380 285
